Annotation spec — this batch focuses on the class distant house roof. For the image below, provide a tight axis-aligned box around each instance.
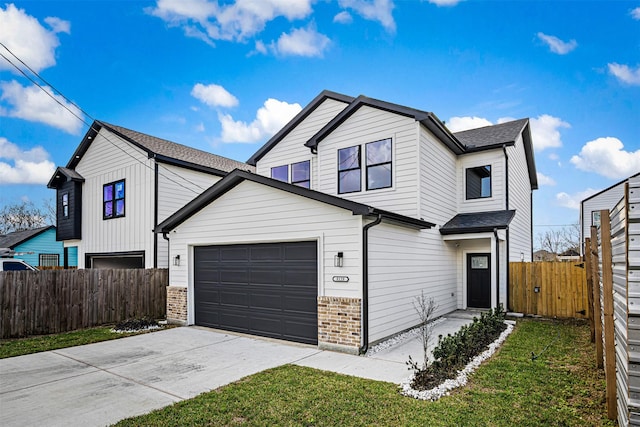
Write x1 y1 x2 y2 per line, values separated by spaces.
65 120 253 176
155 169 435 234
0 226 55 249
439 210 516 235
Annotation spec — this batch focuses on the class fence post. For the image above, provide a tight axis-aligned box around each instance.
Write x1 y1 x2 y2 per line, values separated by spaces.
599 209 617 421
590 226 604 369
585 237 595 342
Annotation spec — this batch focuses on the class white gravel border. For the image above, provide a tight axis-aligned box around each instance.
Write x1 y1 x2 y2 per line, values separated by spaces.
110 325 162 334
365 318 446 357
400 320 515 401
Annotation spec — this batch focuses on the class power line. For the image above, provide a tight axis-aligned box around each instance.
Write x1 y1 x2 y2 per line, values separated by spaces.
0 42 208 195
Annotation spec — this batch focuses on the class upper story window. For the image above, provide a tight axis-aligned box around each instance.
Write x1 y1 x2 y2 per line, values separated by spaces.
366 139 392 190
338 145 361 194
466 165 491 199
291 161 310 188
62 193 69 218
271 165 288 182
103 179 125 219
592 211 601 227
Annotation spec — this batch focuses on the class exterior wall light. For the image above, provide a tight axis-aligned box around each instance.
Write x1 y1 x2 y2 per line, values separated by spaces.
173 254 180 266
334 252 344 268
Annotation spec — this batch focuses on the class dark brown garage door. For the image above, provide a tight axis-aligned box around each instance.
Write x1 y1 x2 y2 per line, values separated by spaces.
194 241 318 345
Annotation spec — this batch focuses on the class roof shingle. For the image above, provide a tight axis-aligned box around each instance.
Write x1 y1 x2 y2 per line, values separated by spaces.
0 226 54 249
439 210 516 235
453 118 528 149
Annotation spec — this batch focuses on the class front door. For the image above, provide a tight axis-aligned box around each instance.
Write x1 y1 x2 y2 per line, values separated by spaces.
467 253 491 308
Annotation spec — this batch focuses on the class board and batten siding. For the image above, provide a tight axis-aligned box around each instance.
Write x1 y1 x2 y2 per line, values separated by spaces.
166 181 364 321
457 149 505 214
156 164 222 268
507 133 533 261
255 98 349 187
367 222 458 343
316 106 420 218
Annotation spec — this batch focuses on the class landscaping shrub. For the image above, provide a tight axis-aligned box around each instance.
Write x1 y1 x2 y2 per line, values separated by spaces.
410 306 507 390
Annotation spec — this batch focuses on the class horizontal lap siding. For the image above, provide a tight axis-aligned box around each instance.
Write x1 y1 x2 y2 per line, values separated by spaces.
508 135 533 261
317 106 419 218
419 127 457 225
458 150 505 214
256 98 349 188
582 183 626 252
75 129 154 267
367 223 457 343
169 181 362 300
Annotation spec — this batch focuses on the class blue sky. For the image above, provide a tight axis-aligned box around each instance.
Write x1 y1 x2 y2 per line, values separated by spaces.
1 0 639 246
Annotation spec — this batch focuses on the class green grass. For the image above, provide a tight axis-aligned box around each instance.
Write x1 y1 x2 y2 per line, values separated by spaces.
114 319 615 427
0 326 167 359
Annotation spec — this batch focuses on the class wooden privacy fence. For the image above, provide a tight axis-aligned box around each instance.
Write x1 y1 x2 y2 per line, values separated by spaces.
509 261 589 319
0 268 168 338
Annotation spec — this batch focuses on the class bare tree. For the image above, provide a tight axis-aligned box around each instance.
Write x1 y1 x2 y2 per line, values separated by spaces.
0 200 53 234
536 223 580 259
410 291 438 370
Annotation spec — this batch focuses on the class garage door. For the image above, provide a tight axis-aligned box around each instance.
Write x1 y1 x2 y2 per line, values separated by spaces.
194 241 318 345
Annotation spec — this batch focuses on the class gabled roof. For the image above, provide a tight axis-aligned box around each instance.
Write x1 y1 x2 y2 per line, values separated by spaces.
580 171 640 205
155 169 435 233
439 210 516 235
66 120 253 176
304 94 465 155
47 166 85 189
0 226 55 249
247 90 354 166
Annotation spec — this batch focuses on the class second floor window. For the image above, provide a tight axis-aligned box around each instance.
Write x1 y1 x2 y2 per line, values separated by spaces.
466 165 492 199
271 165 288 182
104 179 125 219
291 161 310 188
366 138 392 190
62 193 69 217
338 145 361 194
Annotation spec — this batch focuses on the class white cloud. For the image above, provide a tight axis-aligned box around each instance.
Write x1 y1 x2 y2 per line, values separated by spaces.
333 11 353 24
195 122 205 132
338 0 396 33
631 6 640 20
556 188 599 210
530 114 570 151
219 98 302 143
608 63 640 86
427 0 462 6
537 173 556 186
272 26 331 57
536 32 577 55
0 137 55 184
446 116 493 132
0 80 83 134
191 83 239 108
570 137 640 179
0 4 70 73
147 0 313 44
548 153 559 161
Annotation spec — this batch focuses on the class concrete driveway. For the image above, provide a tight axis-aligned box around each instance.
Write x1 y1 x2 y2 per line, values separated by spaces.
0 314 474 427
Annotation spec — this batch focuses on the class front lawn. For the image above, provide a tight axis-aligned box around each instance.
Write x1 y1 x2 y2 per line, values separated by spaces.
115 319 614 427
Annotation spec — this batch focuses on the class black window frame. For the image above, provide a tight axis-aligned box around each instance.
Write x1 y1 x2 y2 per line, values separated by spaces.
271 165 289 182
338 145 362 194
291 160 311 188
365 138 393 191
103 179 126 220
465 165 492 200
62 193 69 218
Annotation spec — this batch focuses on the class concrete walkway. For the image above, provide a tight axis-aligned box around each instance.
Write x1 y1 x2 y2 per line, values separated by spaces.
0 313 474 427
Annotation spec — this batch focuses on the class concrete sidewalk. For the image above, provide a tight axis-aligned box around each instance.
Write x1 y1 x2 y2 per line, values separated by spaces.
0 314 473 427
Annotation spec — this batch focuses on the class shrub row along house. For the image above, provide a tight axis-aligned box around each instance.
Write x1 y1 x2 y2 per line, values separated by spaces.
48 90 537 354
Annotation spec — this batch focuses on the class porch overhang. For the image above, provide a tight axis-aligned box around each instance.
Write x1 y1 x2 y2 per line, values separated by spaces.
439 210 515 236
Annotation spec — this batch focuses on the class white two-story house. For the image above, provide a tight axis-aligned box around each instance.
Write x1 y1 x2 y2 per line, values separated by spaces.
156 90 538 353
47 121 252 269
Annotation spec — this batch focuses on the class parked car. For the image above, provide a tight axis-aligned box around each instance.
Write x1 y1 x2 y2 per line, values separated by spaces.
0 248 38 271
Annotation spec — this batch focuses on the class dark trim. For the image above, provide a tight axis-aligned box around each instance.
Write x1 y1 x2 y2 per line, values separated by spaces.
463 141 515 153
465 165 492 200
85 250 145 269
360 214 383 355
153 163 159 269
65 123 101 169
247 90 355 165
521 122 538 190
503 144 510 310
531 191 534 261
102 179 126 220
365 138 392 191
419 114 466 155
154 155 228 177
291 160 311 188
155 169 434 234
494 228 500 309
338 145 362 194
47 166 85 189
63 247 69 269
439 210 516 235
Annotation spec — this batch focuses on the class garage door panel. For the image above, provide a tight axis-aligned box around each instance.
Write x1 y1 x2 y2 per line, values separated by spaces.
194 241 318 345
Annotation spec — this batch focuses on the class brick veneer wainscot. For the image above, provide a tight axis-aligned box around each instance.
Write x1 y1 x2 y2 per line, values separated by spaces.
167 286 187 324
317 296 361 349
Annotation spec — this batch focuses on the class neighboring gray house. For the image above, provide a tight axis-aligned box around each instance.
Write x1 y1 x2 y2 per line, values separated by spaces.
47 120 252 269
156 90 538 353
580 172 640 255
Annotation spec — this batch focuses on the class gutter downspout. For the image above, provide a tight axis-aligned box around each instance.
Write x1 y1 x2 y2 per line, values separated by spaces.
502 144 510 311
494 227 500 309
359 213 383 355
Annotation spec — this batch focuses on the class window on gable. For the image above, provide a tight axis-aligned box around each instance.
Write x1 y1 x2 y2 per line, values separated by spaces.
62 193 69 218
103 179 125 219
291 160 310 188
338 145 361 194
466 166 492 199
271 165 288 182
366 138 392 190
592 211 601 227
